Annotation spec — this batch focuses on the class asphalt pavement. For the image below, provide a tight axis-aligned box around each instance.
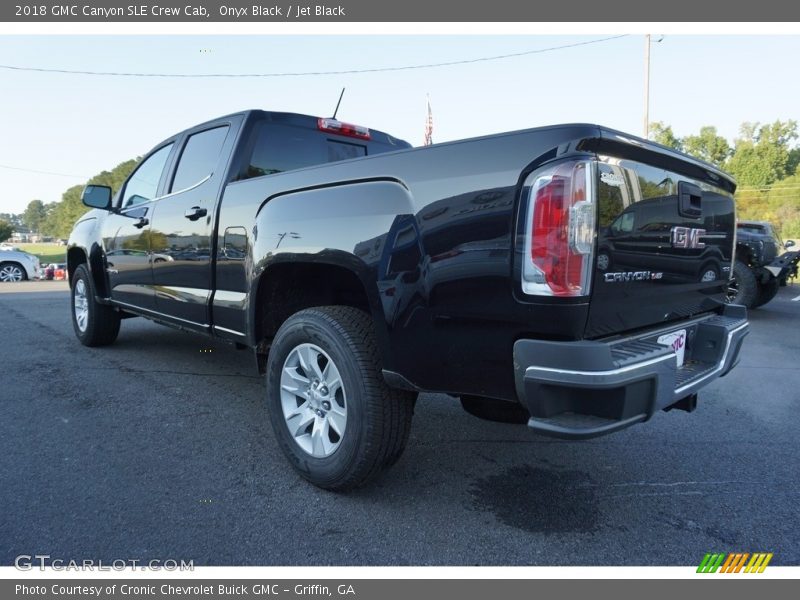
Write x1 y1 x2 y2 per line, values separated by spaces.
1 281 798 566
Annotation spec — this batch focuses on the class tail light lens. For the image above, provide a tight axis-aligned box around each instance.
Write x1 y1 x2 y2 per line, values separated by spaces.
521 160 595 297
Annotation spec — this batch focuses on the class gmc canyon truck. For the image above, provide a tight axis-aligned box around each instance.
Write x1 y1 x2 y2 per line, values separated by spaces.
727 220 799 308
68 110 749 490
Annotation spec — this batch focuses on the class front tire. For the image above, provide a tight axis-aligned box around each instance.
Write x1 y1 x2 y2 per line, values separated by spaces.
0 262 27 282
726 260 758 308
70 264 121 346
266 306 414 491
753 278 780 308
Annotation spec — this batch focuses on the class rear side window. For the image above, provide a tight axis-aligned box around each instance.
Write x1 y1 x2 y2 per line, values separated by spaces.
171 126 229 192
121 143 173 208
240 122 366 180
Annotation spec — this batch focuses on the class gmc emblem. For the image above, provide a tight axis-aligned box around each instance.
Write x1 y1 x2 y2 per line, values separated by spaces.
671 226 706 249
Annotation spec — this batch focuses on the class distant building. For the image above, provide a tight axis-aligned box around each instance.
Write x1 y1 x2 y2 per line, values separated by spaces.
10 228 36 243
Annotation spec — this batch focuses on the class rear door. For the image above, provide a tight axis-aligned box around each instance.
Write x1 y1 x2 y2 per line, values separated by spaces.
149 117 241 328
587 156 735 338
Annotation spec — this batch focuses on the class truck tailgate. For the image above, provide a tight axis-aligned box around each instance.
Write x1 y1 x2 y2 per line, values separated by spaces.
586 154 736 338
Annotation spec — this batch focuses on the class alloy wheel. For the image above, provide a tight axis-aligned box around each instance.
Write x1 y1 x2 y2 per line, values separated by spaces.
0 264 24 282
280 343 347 458
73 278 89 332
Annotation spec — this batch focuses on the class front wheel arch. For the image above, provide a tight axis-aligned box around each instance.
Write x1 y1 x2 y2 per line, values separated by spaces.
68 245 112 298
70 264 120 346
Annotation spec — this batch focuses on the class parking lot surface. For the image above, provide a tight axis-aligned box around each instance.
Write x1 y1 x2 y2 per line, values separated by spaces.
1 281 798 565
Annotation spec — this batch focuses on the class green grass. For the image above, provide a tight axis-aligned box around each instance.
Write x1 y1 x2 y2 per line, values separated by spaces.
13 243 66 264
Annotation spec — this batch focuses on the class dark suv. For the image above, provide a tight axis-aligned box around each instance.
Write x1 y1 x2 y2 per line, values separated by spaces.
729 221 799 308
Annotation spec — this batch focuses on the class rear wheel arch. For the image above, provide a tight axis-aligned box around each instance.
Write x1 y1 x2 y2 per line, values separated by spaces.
251 259 392 374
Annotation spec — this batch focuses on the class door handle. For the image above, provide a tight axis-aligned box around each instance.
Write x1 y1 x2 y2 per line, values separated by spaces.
133 217 149 229
184 206 207 221
678 181 703 218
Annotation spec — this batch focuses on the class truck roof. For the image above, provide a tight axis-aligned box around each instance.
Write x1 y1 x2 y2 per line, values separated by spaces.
173 109 412 150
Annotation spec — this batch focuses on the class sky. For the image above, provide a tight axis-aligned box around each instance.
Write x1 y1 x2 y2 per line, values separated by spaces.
1 34 800 214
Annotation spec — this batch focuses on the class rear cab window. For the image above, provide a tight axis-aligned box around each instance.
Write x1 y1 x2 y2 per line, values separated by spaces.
234 116 409 182
238 122 367 180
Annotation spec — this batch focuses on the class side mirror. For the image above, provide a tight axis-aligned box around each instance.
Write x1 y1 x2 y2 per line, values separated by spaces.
81 185 112 210
785 240 796 249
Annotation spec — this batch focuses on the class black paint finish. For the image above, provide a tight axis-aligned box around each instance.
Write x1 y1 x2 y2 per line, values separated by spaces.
68 110 738 402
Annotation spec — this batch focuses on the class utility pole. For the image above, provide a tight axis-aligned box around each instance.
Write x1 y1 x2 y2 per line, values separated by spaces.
643 33 651 139
643 34 663 139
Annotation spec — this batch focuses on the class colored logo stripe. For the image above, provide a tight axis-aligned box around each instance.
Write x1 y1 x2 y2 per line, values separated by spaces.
720 553 749 573
698 552 773 573
697 553 726 573
744 553 773 573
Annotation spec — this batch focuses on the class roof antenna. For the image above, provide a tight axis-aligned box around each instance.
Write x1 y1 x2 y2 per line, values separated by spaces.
332 87 345 120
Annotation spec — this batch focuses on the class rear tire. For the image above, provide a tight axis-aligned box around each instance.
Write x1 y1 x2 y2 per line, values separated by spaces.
265 306 415 491
70 264 121 346
461 395 530 424
726 260 758 308
753 278 780 308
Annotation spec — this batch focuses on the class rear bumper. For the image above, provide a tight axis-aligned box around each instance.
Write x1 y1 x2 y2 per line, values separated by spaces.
764 250 800 281
513 304 749 439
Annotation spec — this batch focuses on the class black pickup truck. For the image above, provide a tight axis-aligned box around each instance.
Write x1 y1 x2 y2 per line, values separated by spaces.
728 220 799 308
68 110 749 489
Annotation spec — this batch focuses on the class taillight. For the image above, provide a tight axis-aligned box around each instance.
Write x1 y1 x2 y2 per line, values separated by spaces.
317 118 371 140
521 160 595 297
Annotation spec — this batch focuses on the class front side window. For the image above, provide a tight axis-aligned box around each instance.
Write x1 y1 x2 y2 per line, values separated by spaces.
171 126 229 192
121 144 173 209
613 211 635 234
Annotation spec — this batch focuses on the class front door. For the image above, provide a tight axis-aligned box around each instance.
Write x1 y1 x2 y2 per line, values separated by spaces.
102 142 175 310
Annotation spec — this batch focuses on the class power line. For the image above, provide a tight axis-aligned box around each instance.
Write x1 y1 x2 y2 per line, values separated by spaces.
0 163 88 179
0 35 629 78
737 184 800 192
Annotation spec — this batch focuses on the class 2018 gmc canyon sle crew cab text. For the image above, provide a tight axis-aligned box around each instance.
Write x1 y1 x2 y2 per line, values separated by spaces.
68 110 749 490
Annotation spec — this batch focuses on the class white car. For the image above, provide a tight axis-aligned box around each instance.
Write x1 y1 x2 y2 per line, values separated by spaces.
0 250 41 282
0 243 19 251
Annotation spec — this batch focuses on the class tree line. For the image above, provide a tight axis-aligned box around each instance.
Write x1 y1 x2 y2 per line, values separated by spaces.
6 158 139 241
650 119 800 237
